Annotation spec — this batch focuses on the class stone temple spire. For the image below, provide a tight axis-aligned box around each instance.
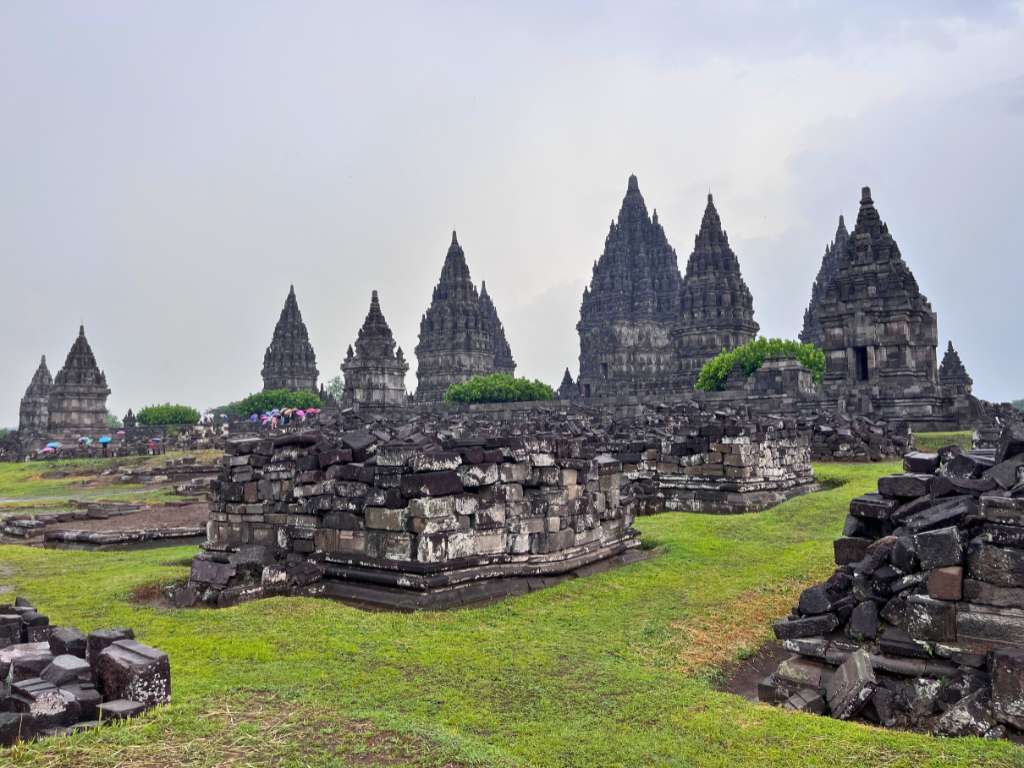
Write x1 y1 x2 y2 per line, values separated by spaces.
18 355 52 436
817 186 939 410
557 368 577 399
261 285 319 392
673 193 759 386
479 280 516 376
939 340 973 394
800 215 848 347
47 325 111 435
577 174 684 398
342 290 408 407
415 232 503 401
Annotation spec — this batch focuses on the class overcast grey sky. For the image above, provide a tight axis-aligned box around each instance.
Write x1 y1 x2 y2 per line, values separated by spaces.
2 1 1023 425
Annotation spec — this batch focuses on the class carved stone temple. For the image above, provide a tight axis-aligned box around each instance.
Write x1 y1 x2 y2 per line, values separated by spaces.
576 175 684 398
939 340 973 396
673 194 759 386
817 187 942 419
261 285 319 392
46 325 111 435
341 290 409 407
557 368 577 399
18 355 52 436
414 232 514 401
800 215 849 348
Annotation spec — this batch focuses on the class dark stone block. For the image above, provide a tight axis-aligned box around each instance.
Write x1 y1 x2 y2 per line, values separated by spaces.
96 639 171 706
40 654 91 686
798 585 832 616
934 689 998 737
906 594 957 642
826 649 876 719
847 601 879 640
0 712 32 747
991 648 1024 729
901 497 975 534
966 541 1024 588
850 493 898 519
399 471 463 498
48 627 87 658
772 613 839 640
996 424 1024 464
928 566 963 601
943 454 986 480
891 536 918 573
913 526 963 570
956 604 1024 646
877 474 932 499
86 628 134 666
97 698 148 721
962 578 1024 609
903 452 940 475
834 537 871 565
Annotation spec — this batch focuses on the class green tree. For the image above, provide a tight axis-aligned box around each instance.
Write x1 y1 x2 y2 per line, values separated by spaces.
235 389 322 416
443 373 555 404
695 337 825 392
325 374 344 400
1012 399 1024 412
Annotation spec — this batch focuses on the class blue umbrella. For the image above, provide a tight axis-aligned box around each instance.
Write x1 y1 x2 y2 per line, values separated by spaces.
46 441 62 449
98 435 112 444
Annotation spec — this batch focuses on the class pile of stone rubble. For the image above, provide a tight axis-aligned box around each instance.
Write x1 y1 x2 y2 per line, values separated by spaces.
804 413 913 462
760 425 1024 739
1 598 170 746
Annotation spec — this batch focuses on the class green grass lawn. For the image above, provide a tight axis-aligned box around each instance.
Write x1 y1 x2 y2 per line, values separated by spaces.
914 431 973 453
1 461 1020 767
0 451 218 517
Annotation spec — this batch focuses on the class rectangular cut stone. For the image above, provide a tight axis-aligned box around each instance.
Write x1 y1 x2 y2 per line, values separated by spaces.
906 595 957 642
96 639 170 705
849 494 897 520
826 649 876 719
834 537 871 565
966 542 1024 588
962 579 1024 609
903 452 940 474
927 567 963 601
877 474 932 499
364 507 407 532
956 604 1024 647
991 649 1024 729
399 471 463 498
773 613 839 640
775 655 830 689
913 526 963 570
313 529 366 556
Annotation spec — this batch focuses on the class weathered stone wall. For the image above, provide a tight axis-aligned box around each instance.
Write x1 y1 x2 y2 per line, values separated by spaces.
183 429 640 609
760 424 1024 739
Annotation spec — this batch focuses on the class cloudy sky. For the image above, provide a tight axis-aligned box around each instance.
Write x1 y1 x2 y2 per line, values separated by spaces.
2 1 1023 425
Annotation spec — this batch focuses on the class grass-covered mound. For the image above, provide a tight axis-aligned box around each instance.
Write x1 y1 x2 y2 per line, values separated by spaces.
696 338 824 392
1 461 1018 766
443 373 554 404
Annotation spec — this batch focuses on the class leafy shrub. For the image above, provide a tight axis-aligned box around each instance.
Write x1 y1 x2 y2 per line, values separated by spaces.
104 412 123 429
695 337 825 392
235 389 321 416
443 374 555 404
136 404 201 426
1013 399 1024 413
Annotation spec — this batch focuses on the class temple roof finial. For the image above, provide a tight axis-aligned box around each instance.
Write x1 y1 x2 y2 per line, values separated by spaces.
451 230 459 247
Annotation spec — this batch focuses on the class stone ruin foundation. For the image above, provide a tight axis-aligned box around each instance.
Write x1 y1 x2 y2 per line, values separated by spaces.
180 404 823 609
0 597 171 747
760 424 1024 741
181 430 641 610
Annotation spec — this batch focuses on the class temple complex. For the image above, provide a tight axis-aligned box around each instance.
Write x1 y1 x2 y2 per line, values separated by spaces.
341 290 409 407
939 340 973 396
673 194 759 386
800 215 848 348
817 187 942 422
414 232 512 401
17 355 52 436
577 175 684 398
261 285 319 392
46 325 111 435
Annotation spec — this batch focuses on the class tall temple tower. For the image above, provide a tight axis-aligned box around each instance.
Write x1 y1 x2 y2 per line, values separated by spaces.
576 175 683 398
800 215 849 348
341 290 409 407
261 285 319 392
673 194 759 386
414 232 512 401
817 187 940 419
18 355 52 436
479 281 516 377
47 325 111 435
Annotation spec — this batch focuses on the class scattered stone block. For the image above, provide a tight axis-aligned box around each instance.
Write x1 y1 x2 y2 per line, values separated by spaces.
41 654 92 686
96 639 171 706
826 649 877 719
991 649 1024 729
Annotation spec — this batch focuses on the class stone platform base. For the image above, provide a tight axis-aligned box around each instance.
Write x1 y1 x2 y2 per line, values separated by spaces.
183 533 643 611
634 481 820 516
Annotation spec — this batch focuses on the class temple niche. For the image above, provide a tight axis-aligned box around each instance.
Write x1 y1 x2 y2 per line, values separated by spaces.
18 355 52 436
261 285 319 392
672 194 759 386
46 325 111 435
817 187 941 419
577 175 683 398
341 290 409 407
799 215 849 348
414 232 513 401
